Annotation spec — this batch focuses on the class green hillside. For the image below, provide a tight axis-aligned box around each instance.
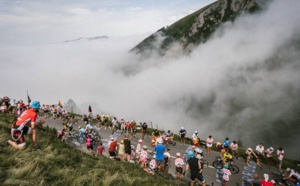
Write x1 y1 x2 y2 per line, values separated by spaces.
131 0 259 56
0 112 184 186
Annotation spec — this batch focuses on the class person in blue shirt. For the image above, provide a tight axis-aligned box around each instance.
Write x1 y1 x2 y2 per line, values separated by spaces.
223 137 230 151
154 138 166 172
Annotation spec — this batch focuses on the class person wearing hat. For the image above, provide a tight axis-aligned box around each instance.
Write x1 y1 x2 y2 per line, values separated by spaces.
6 101 45 151
108 138 118 157
245 148 258 166
179 127 187 146
186 150 206 186
192 131 200 147
222 162 232 186
135 139 143 161
154 137 165 172
265 147 274 166
175 152 185 180
139 145 148 168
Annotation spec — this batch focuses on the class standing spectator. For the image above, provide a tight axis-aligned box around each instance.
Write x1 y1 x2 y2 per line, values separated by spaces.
135 139 143 161
154 138 165 172
191 131 199 147
277 147 284 172
175 152 185 180
112 117 118 134
185 151 206 186
124 135 131 161
86 134 93 155
120 118 125 133
179 127 187 146
265 147 274 166
229 141 239 159
97 142 105 156
96 114 102 129
223 137 230 151
6 101 45 151
108 138 118 158
222 163 232 186
206 135 214 154
118 140 125 161
139 145 148 168
164 148 171 172
141 122 148 140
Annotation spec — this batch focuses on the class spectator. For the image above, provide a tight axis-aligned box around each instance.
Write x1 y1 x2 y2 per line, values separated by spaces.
179 127 187 146
277 147 284 172
154 138 165 172
206 135 214 154
6 101 45 151
97 142 105 156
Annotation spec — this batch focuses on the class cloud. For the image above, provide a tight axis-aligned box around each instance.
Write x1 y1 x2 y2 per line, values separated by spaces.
1 0 299 158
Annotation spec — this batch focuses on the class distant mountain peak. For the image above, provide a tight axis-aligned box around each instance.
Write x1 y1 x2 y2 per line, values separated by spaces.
62 36 108 43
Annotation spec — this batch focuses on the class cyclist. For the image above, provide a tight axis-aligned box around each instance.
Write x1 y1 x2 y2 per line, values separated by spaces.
6 101 45 150
78 126 86 139
221 149 233 164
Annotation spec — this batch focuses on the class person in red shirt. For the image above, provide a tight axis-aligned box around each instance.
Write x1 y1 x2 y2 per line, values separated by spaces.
97 142 105 156
6 101 45 150
260 174 274 186
108 138 118 157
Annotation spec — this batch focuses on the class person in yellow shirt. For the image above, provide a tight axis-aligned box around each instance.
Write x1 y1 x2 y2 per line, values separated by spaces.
221 149 233 164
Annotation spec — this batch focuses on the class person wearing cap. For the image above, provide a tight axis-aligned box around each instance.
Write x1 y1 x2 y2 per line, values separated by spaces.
260 174 274 186
154 137 165 172
108 138 118 157
222 162 232 186
186 150 206 186
265 147 274 166
6 101 45 150
192 131 200 147
179 127 187 146
245 148 258 166
163 148 171 172
175 152 185 180
135 139 143 161
139 145 148 168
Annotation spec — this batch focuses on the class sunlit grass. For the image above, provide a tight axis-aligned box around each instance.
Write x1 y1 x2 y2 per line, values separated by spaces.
0 112 183 186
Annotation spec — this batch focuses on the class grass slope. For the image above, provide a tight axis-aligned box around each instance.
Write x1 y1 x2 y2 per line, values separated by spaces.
0 113 185 186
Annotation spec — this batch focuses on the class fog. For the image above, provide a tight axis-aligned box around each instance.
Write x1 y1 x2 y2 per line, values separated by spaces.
1 0 300 158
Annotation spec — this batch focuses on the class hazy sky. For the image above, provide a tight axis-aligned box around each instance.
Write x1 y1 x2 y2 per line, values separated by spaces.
1 0 300 158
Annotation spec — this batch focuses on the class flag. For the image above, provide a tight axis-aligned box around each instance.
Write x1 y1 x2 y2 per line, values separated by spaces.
27 91 31 104
88 105 92 113
58 100 62 107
